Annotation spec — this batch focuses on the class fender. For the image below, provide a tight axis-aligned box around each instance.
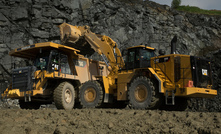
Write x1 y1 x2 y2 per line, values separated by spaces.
148 68 164 93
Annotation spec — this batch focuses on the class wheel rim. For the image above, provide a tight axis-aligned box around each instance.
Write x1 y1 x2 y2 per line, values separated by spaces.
65 89 72 104
134 84 148 102
84 87 96 102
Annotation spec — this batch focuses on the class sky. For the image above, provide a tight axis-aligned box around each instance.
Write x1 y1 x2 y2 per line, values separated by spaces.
150 0 221 10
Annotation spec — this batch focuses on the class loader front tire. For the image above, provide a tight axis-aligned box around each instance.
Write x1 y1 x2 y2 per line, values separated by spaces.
53 82 75 110
128 76 158 109
79 81 103 108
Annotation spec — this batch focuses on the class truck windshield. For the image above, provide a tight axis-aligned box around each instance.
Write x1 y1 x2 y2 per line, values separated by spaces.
34 52 50 70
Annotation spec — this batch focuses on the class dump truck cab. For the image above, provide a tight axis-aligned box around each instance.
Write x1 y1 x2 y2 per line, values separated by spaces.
33 49 72 75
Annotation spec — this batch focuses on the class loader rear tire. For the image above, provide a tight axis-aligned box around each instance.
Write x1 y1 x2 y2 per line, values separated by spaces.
53 82 75 110
128 76 159 110
79 81 103 108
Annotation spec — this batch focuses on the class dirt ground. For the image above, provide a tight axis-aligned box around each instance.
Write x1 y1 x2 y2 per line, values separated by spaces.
0 108 220 134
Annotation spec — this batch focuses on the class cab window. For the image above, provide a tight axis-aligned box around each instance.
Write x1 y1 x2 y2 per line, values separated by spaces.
60 54 71 74
139 48 154 68
128 50 135 62
140 49 154 61
51 51 59 71
35 52 50 70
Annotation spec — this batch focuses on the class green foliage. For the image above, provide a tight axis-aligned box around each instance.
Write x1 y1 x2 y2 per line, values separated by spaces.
177 6 221 16
171 0 181 9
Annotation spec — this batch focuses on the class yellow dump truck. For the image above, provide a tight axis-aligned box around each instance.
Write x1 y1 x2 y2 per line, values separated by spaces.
1 42 108 110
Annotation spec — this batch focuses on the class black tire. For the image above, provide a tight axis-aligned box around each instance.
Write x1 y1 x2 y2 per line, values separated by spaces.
149 80 163 109
79 81 103 108
53 82 75 110
19 100 41 109
128 76 159 110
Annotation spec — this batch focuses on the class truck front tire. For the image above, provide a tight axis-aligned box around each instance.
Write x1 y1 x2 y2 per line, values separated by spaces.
53 82 75 110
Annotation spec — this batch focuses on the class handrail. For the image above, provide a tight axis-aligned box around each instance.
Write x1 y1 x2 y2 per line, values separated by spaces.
153 54 173 83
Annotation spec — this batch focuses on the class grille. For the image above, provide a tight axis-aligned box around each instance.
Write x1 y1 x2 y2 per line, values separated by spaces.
190 56 212 88
12 66 34 92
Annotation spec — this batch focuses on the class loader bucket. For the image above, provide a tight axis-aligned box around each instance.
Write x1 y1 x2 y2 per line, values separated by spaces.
59 23 95 56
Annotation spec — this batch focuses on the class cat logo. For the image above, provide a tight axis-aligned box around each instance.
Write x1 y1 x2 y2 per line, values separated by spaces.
202 69 208 76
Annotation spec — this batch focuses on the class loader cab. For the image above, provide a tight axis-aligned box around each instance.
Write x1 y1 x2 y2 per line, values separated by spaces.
124 45 155 70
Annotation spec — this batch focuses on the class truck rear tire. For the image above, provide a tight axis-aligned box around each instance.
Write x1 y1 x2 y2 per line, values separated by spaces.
128 76 158 109
53 82 75 110
79 81 103 108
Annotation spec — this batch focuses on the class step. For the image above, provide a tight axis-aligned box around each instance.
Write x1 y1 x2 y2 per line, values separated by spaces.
164 81 173 88
157 72 164 75
165 84 173 87
164 80 172 83
160 76 166 79
155 68 161 71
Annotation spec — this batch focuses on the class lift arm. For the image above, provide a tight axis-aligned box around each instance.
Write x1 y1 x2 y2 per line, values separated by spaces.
59 23 124 75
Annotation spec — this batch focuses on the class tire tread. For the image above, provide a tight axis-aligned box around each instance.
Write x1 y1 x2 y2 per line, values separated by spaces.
79 80 103 108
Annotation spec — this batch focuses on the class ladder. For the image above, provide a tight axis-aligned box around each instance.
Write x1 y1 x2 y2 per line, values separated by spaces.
165 90 175 105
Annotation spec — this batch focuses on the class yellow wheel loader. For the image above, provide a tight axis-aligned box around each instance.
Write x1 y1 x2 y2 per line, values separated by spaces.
1 42 109 110
59 23 217 110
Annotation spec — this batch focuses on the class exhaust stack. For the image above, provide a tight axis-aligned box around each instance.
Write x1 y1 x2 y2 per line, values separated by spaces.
171 35 177 54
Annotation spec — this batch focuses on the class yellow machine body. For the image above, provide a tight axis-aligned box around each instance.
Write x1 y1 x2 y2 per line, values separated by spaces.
115 53 216 101
2 42 109 99
2 23 217 110
58 23 217 107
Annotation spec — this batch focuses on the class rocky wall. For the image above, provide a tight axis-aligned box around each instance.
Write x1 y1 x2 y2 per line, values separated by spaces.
0 0 221 111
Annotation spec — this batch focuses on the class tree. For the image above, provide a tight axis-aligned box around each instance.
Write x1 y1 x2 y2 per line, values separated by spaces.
171 0 181 9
